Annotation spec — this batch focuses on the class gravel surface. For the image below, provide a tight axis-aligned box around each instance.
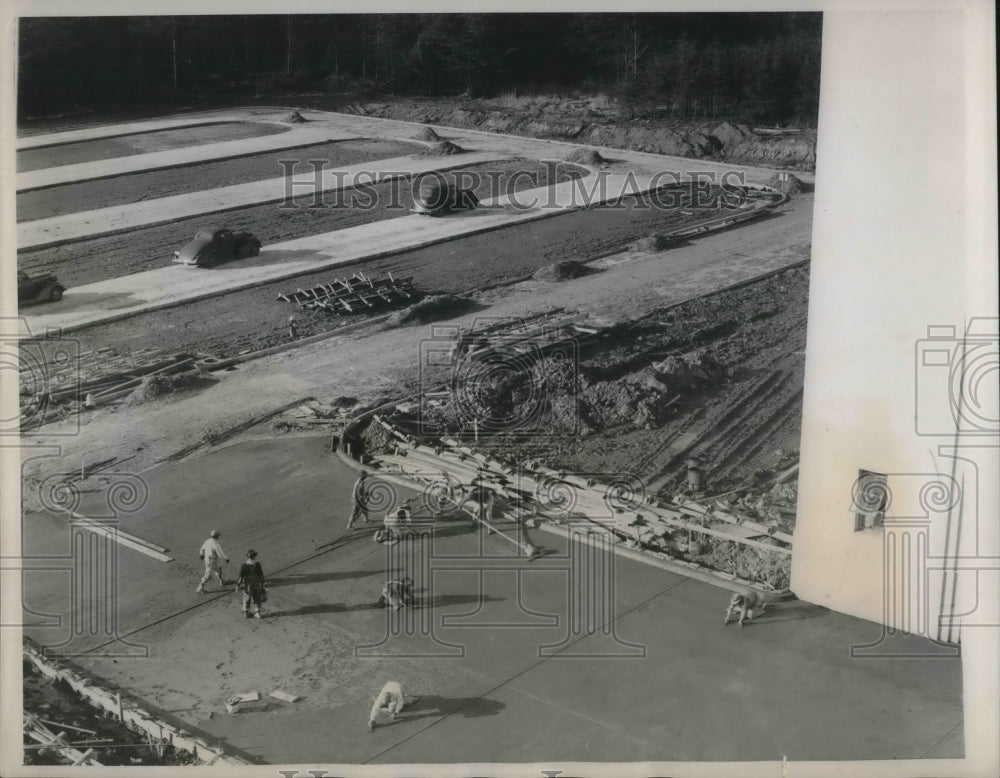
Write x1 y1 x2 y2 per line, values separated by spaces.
16 121 289 172
18 159 586 287
17 139 423 222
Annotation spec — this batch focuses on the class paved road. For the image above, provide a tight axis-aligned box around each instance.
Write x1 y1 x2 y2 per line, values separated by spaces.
21 436 963 764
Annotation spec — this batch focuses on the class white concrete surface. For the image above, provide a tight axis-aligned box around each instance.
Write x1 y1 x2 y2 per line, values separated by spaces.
16 115 248 150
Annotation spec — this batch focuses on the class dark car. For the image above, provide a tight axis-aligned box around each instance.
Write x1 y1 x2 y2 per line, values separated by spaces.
411 179 479 217
18 270 66 305
172 228 262 267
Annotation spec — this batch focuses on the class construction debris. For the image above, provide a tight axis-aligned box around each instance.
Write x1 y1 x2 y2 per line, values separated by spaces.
269 690 301 703
24 640 250 766
352 412 792 591
23 713 103 766
278 272 417 315
20 349 221 424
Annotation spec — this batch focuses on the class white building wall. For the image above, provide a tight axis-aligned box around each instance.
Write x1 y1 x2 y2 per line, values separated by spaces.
792 5 997 770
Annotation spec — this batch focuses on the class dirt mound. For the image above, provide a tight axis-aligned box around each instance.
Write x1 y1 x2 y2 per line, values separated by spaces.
415 126 443 142
707 121 751 147
532 260 588 282
652 350 727 391
383 294 475 327
630 234 673 252
418 140 466 156
283 110 307 123
359 417 395 457
764 173 806 195
125 371 213 406
564 148 608 166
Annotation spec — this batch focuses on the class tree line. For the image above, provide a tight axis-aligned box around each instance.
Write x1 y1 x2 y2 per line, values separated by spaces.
18 13 821 125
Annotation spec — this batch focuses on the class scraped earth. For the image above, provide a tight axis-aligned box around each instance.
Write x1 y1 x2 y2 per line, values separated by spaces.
18 159 587 287
26 186 752 358
16 121 288 172
17 138 423 222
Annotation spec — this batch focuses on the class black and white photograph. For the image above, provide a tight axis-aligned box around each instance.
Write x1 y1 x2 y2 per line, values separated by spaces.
0 2 996 776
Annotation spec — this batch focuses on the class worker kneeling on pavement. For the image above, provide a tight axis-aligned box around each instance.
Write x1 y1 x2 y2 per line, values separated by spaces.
376 577 414 609
374 503 413 545
368 681 418 731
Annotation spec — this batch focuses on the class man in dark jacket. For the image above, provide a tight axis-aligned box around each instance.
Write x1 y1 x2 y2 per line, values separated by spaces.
236 549 266 619
347 471 371 530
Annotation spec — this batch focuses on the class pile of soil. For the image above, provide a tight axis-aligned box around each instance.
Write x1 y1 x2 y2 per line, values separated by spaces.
764 173 806 195
415 126 443 142
358 417 395 457
417 140 466 156
125 371 213 406
283 110 307 123
564 148 609 166
532 260 588 282
630 234 672 252
359 98 818 170
651 349 727 391
383 294 475 327
692 541 791 591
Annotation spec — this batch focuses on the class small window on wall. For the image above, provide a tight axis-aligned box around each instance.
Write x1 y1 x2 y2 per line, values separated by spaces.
853 470 889 531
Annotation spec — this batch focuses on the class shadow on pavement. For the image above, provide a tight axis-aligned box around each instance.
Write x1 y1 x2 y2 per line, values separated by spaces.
267 569 381 587
272 601 382 617
391 694 506 725
417 593 506 609
753 602 831 624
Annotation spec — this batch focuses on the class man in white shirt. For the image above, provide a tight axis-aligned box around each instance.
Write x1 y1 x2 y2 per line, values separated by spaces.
196 530 230 593
368 680 418 731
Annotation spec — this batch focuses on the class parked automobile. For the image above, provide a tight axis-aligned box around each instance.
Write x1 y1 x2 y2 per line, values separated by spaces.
18 270 66 305
411 178 479 216
172 228 262 267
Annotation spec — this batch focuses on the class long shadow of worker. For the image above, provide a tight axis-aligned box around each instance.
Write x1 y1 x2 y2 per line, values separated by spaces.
266 569 380 587
416 593 506 609
754 601 831 624
272 602 381 617
388 695 506 726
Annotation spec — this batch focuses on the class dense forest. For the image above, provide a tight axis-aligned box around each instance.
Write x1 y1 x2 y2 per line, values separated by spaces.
18 13 822 125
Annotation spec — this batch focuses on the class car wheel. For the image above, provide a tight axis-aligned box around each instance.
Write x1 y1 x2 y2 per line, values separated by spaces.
48 286 64 302
199 253 216 268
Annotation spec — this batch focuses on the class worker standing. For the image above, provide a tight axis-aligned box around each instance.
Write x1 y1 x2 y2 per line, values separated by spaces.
368 681 418 731
347 471 371 530
196 530 230 593
236 549 266 619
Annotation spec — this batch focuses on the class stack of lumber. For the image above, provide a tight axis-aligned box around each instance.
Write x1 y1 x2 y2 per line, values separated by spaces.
278 272 416 315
